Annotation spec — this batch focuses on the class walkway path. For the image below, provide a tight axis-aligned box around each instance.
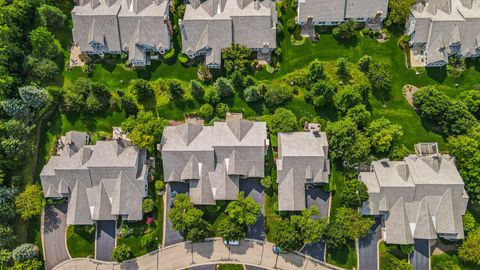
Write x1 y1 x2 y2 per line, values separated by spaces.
53 238 341 270
42 204 69 270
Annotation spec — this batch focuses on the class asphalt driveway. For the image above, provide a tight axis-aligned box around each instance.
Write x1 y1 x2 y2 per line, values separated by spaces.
300 186 330 262
43 204 69 270
411 239 430 270
358 217 382 270
95 220 116 261
239 179 265 240
164 182 189 246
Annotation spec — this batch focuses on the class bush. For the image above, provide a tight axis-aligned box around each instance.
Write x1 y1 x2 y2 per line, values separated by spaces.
215 103 229 118
178 53 189 64
190 80 204 99
204 87 220 104
112 244 133 262
357 55 373 73
268 108 298 133
264 84 293 107
12 244 37 262
163 48 175 62
199 103 214 121
121 94 139 116
260 176 277 190
154 181 165 193
287 18 296 32
332 19 358 41
142 198 155 213
197 65 212 81
213 77 234 98
128 79 152 101
168 80 184 98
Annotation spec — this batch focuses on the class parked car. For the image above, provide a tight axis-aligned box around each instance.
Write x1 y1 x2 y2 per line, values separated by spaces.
224 240 240 246
272 245 286 254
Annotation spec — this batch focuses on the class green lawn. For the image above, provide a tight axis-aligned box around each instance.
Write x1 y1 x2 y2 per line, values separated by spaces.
431 252 477 270
200 201 229 235
216 264 244 270
66 225 95 258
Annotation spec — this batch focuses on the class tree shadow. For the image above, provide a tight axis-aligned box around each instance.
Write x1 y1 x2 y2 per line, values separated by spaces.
425 66 447 83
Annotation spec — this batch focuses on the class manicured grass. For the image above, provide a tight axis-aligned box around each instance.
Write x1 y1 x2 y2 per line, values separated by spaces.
378 241 409 269
217 264 244 270
431 251 477 270
66 225 95 258
264 191 280 242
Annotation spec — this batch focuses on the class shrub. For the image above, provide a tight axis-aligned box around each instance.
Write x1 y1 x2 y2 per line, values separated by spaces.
142 198 155 213
204 87 220 104
268 108 298 133
287 18 296 32
190 80 204 98
154 181 165 193
199 103 214 120
178 53 189 64
197 65 212 81
357 55 373 73
168 80 184 98
121 94 139 116
213 77 234 98
332 19 358 41
215 103 229 118
128 79 152 101
163 48 175 62
12 244 37 262
112 244 133 262
264 84 293 107
334 85 364 115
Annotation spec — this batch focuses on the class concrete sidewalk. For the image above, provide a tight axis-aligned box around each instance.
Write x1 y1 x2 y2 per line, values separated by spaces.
53 238 341 270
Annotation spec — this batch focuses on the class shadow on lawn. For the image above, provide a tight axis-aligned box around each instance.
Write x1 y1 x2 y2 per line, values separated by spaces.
426 66 447 83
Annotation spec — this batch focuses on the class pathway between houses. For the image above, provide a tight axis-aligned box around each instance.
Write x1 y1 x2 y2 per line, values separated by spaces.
53 238 342 270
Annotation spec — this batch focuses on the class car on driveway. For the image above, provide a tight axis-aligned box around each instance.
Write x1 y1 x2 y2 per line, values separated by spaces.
224 240 240 246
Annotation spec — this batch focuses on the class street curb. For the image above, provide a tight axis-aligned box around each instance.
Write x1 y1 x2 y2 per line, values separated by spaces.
161 184 168 248
376 239 382 270
40 208 46 261
65 225 72 259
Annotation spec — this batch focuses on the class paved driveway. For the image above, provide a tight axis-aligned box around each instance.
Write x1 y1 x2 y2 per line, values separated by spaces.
411 239 430 270
300 186 330 262
358 217 382 270
95 220 116 261
240 179 265 240
43 204 69 270
165 182 189 246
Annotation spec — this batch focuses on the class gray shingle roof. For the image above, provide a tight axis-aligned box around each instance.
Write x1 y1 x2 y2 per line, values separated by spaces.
180 0 276 66
360 153 469 244
40 131 148 225
276 130 330 211
161 116 267 205
408 0 480 65
297 0 388 24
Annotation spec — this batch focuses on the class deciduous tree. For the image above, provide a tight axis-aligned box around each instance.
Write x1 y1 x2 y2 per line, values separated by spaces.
15 184 45 220
268 108 298 134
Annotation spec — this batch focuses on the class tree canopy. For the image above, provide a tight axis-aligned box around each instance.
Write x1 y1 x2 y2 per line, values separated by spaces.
338 180 369 208
121 111 166 153
15 184 45 220
268 108 298 134
225 192 261 226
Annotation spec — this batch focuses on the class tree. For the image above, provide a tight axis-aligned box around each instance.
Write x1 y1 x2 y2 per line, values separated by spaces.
185 220 210 243
225 192 261 226
142 198 155 213
383 254 412 270
346 105 371 128
260 175 276 190
386 0 416 27
197 65 212 81
272 218 303 252
326 118 371 166
463 211 476 236
204 87 220 104
366 117 403 153
112 244 133 262
324 222 348 248
29 26 61 59
263 85 293 106
307 59 325 82
332 19 358 41
128 79 152 101
10 258 43 270
389 144 410 161
335 207 374 240
244 85 262 102
441 100 478 136
190 80 204 98
154 181 165 194
215 103 229 118
12 244 37 262
268 108 298 134
334 85 364 115
199 103 214 121
15 184 45 220
168 194 210 242
168 80 184 99
305 80 336 108
0 99 32 122
458 228 480 265
447 127 480 204
336 57 350 78
26 57 59 85
121 94 139 116
0 120 34 166
357 55 373 73
213 77 234 98
290 206 328 244
413 86 450 120
217 218 246 241
121 111 166 153
0 224 15 249
368 63 392 101
0 187 17 222
222 44 252 75
37 4 67 30
399 244 414 256
338 180 369 208
458 90 480 118
0 249 12 269
230 71 244 91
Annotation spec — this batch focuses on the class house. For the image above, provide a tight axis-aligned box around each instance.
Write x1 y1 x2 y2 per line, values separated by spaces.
179 0 277 68
40 131 149 225
276 123 330 211
296 0 388 27
160 113 268 204
359 143 469 244
405 0 480 67
72 0 171 67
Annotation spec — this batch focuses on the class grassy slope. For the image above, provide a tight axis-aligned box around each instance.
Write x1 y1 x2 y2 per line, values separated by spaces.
66 225 95 258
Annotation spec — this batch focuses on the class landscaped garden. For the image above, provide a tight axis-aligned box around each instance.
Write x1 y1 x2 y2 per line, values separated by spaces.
378 241 411 270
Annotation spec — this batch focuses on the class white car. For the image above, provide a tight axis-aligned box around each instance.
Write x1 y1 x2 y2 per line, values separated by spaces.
224 240 240 246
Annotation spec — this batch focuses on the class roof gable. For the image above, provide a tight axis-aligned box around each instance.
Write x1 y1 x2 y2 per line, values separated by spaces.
227 119 254 141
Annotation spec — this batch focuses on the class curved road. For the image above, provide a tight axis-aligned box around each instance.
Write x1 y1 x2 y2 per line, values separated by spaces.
53 238 342 270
